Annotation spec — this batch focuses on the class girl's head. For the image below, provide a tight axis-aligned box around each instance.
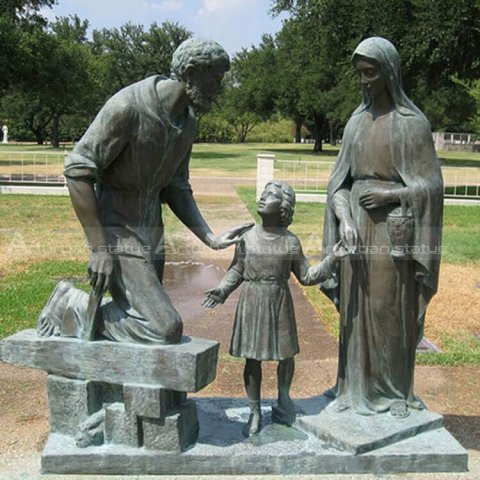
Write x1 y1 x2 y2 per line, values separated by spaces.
258 181 296 227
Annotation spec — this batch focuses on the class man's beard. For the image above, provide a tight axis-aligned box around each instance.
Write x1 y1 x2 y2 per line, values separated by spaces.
186 82 212 114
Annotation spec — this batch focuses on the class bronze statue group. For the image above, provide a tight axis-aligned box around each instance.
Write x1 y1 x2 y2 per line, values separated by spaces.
37 36 443 437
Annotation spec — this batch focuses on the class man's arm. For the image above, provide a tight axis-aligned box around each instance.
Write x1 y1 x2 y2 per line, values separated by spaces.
67 176 113 294
162 148 252 249
65 100 132 292
164 188 251 249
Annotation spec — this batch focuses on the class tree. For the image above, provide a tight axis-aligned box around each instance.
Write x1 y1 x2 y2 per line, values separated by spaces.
270 0 480 135
274 19 307 143
1 15 104 145
92 21 191 96
215 35 278 142
400 0 480 130
0 1 58 142
0 89 52 143
1 14 196 145
0 0 56 89
2 0 55 18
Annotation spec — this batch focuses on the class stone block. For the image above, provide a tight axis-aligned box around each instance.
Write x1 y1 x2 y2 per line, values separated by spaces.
296 395 445 454
104 403 139 447
123 384 186 419
141 400 198 452
47 376 91 436
89 382 123 412
40 398 468 475
0 329 219 391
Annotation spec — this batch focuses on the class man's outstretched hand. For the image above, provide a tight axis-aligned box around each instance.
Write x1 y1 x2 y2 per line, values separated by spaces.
207 222 254 250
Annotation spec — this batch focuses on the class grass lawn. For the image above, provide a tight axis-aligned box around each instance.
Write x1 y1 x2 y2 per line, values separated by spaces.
237 186 480 366
0 194 186 338
2 142 478 177
0 142 479 366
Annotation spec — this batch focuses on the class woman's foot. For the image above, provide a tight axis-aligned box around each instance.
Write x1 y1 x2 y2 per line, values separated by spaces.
410 398 425 410
390 401 410 419
333 400 349 413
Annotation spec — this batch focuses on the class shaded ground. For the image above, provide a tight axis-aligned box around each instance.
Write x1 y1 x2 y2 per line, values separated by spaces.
0 178 479 479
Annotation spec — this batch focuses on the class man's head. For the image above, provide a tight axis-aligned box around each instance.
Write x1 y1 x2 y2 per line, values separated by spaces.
171 38 230 113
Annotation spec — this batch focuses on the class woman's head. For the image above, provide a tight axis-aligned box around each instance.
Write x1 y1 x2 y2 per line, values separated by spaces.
258 181 296 227
353 56 387 103
351 36 427 122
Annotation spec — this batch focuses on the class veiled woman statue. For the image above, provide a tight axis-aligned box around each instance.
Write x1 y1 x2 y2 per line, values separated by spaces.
321 37 443 418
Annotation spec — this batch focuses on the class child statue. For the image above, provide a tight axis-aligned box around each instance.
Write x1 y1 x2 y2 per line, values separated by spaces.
203 180 349 436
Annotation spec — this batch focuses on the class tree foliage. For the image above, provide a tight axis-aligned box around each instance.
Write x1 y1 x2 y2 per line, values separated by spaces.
215 36 277 142
1 0 479 146
270 0 480 138
0 14 192 144
92 21 191 95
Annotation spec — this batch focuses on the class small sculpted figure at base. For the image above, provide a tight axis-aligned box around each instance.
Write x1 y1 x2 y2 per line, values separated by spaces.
321 37 443 419
36 37 252 345
204 181 349 436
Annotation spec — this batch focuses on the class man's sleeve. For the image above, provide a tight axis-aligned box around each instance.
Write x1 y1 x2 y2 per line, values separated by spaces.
65 98 133 181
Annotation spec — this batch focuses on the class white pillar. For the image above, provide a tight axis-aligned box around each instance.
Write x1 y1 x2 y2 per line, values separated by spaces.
256 154 275 200
2 125 8 144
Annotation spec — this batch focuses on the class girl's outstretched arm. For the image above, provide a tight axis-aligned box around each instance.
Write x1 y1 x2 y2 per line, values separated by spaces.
203 240 245 308
292 238 348 286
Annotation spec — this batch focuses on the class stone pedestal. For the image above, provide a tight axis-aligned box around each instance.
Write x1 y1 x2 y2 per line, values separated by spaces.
296 395 445 454
39 398 468 475
0 330 468 475
0 329 219 472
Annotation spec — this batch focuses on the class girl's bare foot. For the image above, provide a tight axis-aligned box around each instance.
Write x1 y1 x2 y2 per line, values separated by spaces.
243 401 262 437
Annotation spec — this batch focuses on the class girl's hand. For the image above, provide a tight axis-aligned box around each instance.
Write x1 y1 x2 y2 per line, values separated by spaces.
202 288 224 309
333 240 350 258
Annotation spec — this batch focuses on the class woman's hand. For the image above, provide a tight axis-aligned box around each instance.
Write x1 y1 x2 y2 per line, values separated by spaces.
359 188 396 209
339 217 359 253
202 288 225 309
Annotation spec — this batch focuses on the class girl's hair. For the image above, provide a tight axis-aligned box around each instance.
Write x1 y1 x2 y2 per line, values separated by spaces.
264 180 296 227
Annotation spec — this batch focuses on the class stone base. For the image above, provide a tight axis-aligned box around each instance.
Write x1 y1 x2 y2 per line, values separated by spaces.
41 398 468 475
296 395 445 454
0 329 219 391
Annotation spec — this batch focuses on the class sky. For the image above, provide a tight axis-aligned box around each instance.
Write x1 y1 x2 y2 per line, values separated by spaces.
40 0 289 56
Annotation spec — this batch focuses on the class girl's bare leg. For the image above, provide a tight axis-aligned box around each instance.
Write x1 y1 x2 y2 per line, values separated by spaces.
277 357 296 414
243 359 262 436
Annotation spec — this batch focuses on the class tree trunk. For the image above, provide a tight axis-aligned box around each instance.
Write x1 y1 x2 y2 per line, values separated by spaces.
294 119 302 143
329 122 337 146
312 115 325 153
31 127 44 145
51 113 60 148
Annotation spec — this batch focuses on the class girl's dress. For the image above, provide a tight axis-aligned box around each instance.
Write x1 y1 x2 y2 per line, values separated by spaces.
215 225 335 361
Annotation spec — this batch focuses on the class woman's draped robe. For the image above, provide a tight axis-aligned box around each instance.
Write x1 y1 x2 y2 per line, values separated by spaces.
321 109 443 415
